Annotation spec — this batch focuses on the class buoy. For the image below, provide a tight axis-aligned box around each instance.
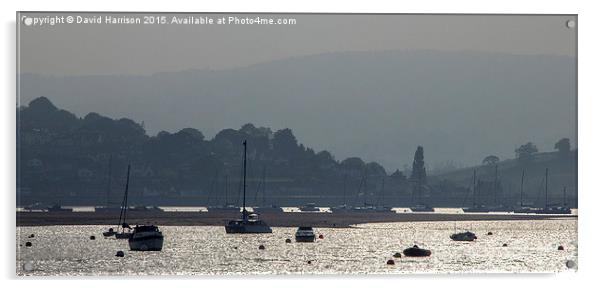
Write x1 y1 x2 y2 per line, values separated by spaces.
28 234 35 238
502 243 508 247
233 246 238 249
558 245 565 250
386 259 395 265
90 235 96 240
115 251 125 257
23 262 34 272
25 242 32 247
307 260 312 264
285 238 292 243
259 245 265 250
566 260 576 269
393 252 402 258
487 232 493 235
318 234 324 239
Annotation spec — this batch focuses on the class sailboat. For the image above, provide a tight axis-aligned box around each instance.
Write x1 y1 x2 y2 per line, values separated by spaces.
463 169 489 213
224 140 273 233
115 164 133 239
374 177 394 212
97 155 122 213
331 174 352 213
409 171 434 212
253 166 284 213
351 171 376 212
513 169 539 213
207 173 239 213
535 168 571 214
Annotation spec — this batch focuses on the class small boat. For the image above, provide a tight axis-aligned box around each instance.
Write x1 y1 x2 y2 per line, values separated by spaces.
224 140 273 234
410 204 434 212
533 169 572 215
295 227 316 242
130 205 164 212
403 245 432 257
207 204 240 213
330 204 352 213
537 205 572 214
253 205 284 213
128 224 164 251
299 203 320 212
225 211 273 233
47 204 72 212
23 202 48 212
113 165 133 239
102 227 116 237
115 223 133 239
450 231 477 241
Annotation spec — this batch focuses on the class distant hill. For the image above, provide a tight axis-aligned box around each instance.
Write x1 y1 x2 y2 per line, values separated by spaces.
430 150 577 207
19 50 576 171
17 97 412 206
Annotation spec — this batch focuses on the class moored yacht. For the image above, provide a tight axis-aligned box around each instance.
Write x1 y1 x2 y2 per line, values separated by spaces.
299 203 320 212
112 165 133 239
450 231 477 241
47 204 72 212
224 140 273 234
128 224 164 251
207 204 240 213
253 204 284 213
225 210 273 233
410 203 434 212
295 227 316 242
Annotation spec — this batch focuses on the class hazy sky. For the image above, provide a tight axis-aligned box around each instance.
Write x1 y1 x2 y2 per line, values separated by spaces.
17 13 577 170
18 13 576 76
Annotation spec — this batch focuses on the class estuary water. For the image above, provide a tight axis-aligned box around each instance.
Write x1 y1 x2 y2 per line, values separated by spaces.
16 219 577 275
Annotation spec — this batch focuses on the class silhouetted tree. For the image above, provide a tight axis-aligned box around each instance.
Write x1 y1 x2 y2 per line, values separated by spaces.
515 142 538 163
410 146 426 183
389 169 407 182
554 138 571 158
482 155 500 166
410 146 427 203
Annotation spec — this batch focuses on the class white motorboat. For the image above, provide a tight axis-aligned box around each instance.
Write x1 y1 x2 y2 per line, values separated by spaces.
295 227 316 242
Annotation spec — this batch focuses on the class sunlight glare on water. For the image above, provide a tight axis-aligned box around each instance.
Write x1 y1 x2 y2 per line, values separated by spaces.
16 219 577 275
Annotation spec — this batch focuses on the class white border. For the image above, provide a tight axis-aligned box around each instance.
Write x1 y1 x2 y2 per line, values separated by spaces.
2 0 601 287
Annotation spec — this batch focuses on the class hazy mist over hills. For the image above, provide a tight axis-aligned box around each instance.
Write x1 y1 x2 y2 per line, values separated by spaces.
19 50 576 172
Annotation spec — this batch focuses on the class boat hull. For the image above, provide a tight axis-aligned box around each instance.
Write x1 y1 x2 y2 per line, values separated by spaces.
403 247 432 257
295 235 316 242
225 224 272 234
115 232 132 239
128 235 164 251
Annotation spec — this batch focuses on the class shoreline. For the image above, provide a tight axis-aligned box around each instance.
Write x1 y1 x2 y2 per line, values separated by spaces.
16 211 577 228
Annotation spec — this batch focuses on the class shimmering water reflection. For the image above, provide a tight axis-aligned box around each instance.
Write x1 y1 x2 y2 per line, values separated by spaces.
16 219 577 275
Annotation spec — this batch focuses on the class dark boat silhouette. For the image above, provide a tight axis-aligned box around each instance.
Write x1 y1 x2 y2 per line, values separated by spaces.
403 245 431 257
224 140 272 234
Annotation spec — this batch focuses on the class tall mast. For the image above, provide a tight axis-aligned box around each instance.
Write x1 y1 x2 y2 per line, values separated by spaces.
242 140 247 213
123 164 131 226
380 177 385 206
493 164 498 204
472 169 477 207
118 164 131 230
261 166 267 206
224 174 229 205
545 168 549 209
343 174 347 207
106 155 112 207
520 169 525 207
